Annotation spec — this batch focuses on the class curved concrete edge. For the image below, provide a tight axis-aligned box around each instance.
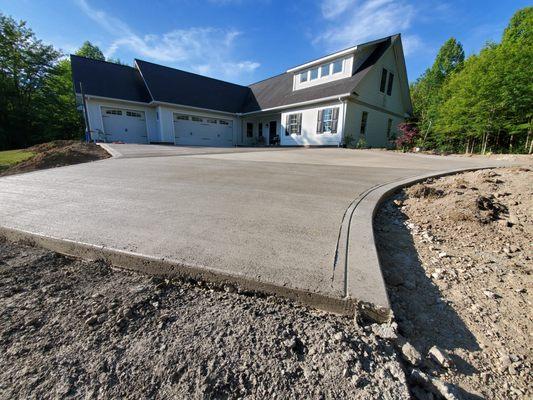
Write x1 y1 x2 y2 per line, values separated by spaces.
97 143 122 158
345 165 502 323
0 226 354 316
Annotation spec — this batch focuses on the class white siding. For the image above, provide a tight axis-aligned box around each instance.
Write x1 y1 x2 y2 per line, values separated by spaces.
280 102 345 146
353 45 407 116
344 101 403 148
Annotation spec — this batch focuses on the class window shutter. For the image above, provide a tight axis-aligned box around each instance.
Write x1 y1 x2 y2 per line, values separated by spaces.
297 113 302 134
331 108 339 133
317 109 323 133
285 114 290 136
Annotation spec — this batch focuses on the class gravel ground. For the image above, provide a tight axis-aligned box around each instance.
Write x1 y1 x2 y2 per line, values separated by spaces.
375 166 532 400
2 164 531 400
0 239 409 400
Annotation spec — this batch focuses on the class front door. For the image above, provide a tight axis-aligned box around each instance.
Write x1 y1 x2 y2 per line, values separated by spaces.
269 121 277 145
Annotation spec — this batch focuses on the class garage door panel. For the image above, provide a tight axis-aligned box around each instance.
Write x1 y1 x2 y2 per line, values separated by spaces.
101 107 148 144
174 113 232 146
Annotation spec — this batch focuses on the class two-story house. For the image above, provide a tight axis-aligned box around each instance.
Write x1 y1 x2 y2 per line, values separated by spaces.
71 34 412 147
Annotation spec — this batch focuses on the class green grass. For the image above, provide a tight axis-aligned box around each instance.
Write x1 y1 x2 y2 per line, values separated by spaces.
0 149 35 171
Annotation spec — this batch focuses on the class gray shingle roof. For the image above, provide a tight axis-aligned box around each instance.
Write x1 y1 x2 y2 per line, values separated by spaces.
241 37 391 113
70 36 394 114
70 55 151 103
135 59 250 113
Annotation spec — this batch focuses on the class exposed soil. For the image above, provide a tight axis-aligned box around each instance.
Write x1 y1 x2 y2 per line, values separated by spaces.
0 239 409 399
375 166 533 400
0 140 109 176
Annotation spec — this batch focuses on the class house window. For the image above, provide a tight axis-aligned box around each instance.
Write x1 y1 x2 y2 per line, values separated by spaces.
380 68 387 93
387 72 394 96
246 122 254 138
219 119 230 125
317 107 339 134
175 114 188 120
310 67 319 80
360 111 368 136
320 64 330 77
386 118 393 139
206 118 217 124
258 122 263 137
300 71 308 83
191 116 203 122
285 113 302 135
106 109 122 116
332 59 342 74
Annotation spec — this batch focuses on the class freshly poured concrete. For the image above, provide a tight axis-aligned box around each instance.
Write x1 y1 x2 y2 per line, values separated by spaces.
0 145 509 314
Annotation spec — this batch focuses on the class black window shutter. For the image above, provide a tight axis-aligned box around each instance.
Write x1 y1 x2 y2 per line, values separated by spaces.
380 68 387 92
387 72 394 95
285 114 290 136
331 108 339 133
317 109 323 133
297 113 302 134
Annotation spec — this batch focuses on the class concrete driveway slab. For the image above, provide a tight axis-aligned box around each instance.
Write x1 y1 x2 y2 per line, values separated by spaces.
0 145 512 315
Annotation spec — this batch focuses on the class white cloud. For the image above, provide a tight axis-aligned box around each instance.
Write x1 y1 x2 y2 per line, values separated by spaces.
401 34 422 56
74 0 259 81
321 0 357 20
315 0 423 54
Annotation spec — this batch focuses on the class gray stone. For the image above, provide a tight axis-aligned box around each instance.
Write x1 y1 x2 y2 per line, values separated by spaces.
428 345 452 369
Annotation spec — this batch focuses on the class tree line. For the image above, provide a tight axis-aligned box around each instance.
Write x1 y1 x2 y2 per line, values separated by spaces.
410 7 532 154
1 9 531 153
0 13 122 151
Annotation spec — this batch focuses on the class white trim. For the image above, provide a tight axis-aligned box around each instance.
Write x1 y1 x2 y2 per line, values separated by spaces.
134 59 156 102
239 93 352 116
83 94 151 107
152 101 236 116
286 46 357 73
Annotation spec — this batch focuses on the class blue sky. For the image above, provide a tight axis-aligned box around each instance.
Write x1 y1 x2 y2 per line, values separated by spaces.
1 0 529 84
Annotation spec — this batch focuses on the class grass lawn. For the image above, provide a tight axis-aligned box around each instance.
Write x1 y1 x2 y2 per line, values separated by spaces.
0 149 35 172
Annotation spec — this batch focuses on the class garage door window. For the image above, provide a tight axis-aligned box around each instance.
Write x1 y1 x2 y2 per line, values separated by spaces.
191 116 203 122
126 111 142 118
219 120 229 125
206 118 217 124
175 114 189 121
106 109 122 116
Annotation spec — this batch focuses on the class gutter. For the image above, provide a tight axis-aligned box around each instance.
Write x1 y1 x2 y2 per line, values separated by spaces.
239 93 352 116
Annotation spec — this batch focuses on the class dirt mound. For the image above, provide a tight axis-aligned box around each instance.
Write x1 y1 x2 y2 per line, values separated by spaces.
375 166 532 399
406 184 445 199
1 141 110 176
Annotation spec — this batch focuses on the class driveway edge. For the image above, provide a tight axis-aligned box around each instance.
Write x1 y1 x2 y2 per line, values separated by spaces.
346 165 501 323
97 143 122 158
0 226 354 316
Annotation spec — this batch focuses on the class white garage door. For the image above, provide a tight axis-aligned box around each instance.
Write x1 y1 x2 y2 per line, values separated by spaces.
173 113 233 146
101 107 148 143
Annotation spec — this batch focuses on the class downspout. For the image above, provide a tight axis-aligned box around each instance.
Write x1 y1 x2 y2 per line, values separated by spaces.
338 96 346 148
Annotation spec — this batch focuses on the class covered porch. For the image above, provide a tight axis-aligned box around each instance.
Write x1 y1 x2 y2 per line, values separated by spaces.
239 113 282 146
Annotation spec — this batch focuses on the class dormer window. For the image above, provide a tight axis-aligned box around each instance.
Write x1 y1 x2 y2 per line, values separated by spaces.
332 60 343 74
292 55 351 91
